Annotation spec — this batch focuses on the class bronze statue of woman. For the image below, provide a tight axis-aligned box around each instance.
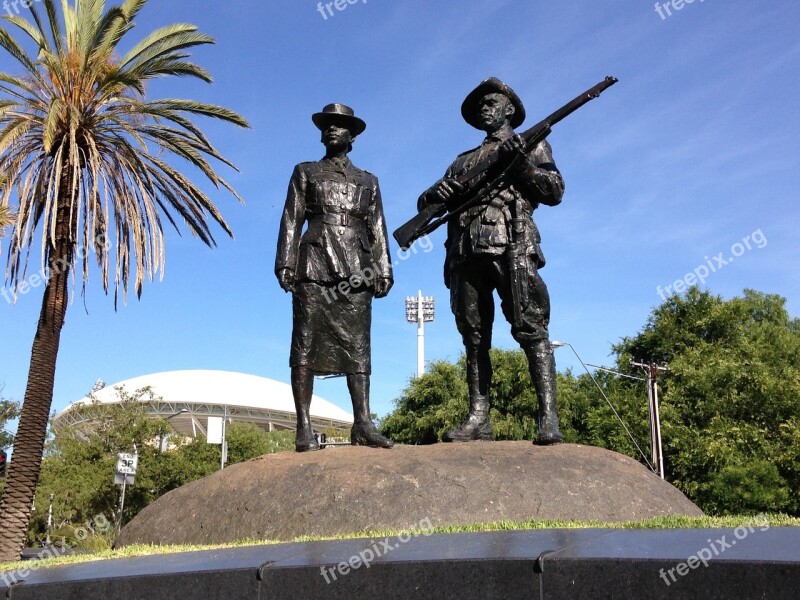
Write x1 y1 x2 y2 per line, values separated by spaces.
275 104 394 451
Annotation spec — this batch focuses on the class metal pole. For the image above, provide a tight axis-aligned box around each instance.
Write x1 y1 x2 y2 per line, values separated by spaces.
220 405 228 470
652 365 665 479
417 290 425 377
116 444 137 534
631 360 667 479
116 477 127 535
645 365 656 475
45 493 54 546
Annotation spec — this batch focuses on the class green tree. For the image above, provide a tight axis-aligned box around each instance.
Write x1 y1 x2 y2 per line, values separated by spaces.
381 289 800 516
613 288 800 515
1 388 19 451
30 387 170 546
380 349 625 446
381 359 467 444
0 0 248 560
30 389 296 545
558 367 654 465
226 423 295 462
0 389 20 498
0 206 14 233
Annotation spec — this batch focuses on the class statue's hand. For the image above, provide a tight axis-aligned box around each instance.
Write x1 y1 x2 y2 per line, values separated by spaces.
374 277 393 298
429 178 464 204
498 134 526 169
277 268 296 293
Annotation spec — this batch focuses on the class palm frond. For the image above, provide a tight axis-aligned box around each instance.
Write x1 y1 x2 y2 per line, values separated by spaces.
60 0 78 49
119 24 206 67
119 0 147 21
77 0 105 58
89 6 128 61
2 15 48 51
0 26 51 91
0 0 249 304
43 0 65 55
0 205 15 230
145 99 251 128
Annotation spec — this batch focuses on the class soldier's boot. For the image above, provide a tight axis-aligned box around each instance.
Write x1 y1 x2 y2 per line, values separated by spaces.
348 374 394 448
443 394 492 442
444 342 493 442
291 367 320 452
525 340 564 445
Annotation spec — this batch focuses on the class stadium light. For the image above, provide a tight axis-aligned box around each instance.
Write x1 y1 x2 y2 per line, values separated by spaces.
405 291 435 377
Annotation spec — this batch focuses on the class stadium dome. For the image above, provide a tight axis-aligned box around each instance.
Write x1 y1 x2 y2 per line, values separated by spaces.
52 370 353 437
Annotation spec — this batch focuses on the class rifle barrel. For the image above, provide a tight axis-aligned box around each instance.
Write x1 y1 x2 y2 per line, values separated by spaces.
392 76 619 250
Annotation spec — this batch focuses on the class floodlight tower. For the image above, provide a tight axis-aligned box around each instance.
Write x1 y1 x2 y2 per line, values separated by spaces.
405 291 435 377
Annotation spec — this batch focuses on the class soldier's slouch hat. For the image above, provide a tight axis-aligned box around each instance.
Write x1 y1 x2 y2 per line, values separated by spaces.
312 104 367 136
461 77 526 129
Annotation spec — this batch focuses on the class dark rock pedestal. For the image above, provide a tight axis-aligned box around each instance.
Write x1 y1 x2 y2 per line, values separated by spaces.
117 442 701 546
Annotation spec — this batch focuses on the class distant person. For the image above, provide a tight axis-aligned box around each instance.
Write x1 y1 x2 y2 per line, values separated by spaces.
275 104 394 451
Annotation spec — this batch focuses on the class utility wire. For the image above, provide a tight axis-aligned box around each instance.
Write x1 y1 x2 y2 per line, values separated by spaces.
554 343 655 472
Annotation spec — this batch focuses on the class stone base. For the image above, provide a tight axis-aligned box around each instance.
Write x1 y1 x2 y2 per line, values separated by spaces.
116 442 701 546
7 529 800 599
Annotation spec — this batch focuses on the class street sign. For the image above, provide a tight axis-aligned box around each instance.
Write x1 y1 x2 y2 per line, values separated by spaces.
116 453 138 476
114 473 135 486
207 417 223 444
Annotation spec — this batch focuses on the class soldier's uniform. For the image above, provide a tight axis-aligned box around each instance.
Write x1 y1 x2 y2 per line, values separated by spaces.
430 133 563 345
418 78 565 444
276 156 392 375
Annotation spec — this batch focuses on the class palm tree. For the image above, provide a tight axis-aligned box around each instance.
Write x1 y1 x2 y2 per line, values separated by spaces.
0 205 14 230
0 206 14 244
0 0 248 560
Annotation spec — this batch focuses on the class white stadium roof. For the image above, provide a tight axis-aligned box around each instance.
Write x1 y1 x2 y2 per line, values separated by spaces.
53 370 353 435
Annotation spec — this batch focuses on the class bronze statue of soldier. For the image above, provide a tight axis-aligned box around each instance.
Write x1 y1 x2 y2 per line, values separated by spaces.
417 78 565 445
275 104 394 452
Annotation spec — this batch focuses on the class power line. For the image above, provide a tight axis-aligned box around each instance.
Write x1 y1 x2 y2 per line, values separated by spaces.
551 341 655 473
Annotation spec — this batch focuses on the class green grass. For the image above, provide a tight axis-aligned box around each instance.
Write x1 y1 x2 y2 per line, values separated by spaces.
2 513 798 574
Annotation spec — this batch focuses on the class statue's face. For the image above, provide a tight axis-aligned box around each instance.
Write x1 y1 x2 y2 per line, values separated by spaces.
476 93 514 132
321 123 354 152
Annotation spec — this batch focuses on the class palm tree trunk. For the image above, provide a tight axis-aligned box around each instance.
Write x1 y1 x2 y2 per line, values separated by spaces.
0 178 74 561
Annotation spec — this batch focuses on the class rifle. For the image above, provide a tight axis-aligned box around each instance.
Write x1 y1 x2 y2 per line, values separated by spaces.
393 76 619 250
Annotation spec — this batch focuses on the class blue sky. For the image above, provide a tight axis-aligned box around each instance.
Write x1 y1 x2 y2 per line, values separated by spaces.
1 0 798 429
